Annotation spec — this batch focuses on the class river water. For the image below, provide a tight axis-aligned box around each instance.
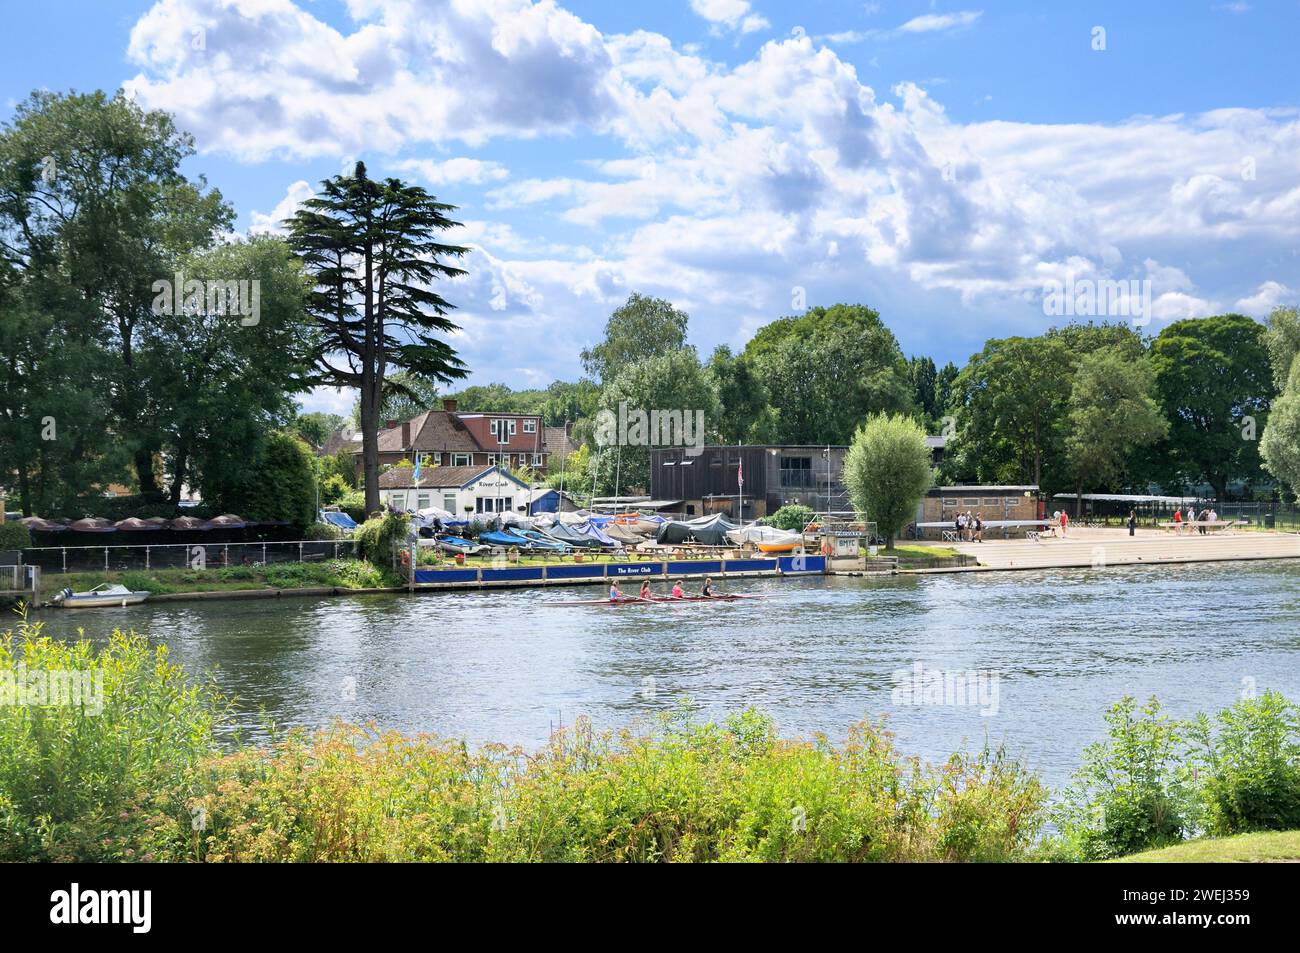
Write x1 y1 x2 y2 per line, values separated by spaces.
27 560 1300 787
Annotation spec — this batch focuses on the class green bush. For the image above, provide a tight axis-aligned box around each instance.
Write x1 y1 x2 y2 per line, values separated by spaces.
319 473 349 506
1051 697 1195 860
766 504 815 532
354 511 411 565
0 521 31 551
337 490 367 524
0 617 223 861
1188 690 1300 836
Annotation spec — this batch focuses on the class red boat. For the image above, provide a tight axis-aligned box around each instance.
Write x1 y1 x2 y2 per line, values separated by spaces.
547 594 762 606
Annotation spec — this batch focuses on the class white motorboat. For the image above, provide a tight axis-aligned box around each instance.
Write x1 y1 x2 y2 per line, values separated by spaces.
52 583 151 608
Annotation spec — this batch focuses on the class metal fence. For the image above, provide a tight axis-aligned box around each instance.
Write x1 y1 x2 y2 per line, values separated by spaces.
1 564 40 592
21 540 358 574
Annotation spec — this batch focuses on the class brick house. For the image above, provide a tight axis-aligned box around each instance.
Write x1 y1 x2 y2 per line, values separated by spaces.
338 399 565 477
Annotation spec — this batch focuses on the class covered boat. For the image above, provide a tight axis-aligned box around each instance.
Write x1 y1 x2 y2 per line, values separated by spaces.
53 583 151 608
727 525 804 552
655 513 738 546
435 536 487 555
479 530 533 547
69 518 117 534
515 529 571 551
543 521 611 548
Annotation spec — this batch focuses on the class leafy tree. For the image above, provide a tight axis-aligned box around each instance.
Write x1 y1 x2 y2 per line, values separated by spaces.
1260 357 1300 494
707 345 772 443
744 304 913 445
206 432 317 528
934 361 959 417
947 335 1072 492
150 237 313 505
841 413 933 550
1063 349 1168 514
1264 305 1300 391
1149 315 1273 501
581 293 690 384
0 89 231 494
291 412 346 449
589 349 718 494
907 356 939 425
287 161 469 515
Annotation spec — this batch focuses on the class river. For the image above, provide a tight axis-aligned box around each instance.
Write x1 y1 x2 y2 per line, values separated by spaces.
27 560 1300 787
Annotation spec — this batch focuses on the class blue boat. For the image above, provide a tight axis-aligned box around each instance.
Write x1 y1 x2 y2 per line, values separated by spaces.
515 529 572 551
479 530 533 547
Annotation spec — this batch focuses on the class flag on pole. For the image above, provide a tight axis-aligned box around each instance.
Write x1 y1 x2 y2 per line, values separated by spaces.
413 452 422 486
737 457 743 490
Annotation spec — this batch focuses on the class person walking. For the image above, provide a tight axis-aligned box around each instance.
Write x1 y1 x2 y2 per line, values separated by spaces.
1127 508 1136 537
1059 509 1068 537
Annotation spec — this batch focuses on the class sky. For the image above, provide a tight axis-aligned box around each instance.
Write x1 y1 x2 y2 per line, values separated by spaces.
3 0 1299 417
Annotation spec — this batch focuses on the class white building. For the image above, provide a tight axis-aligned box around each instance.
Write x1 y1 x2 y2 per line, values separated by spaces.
375 464 534 515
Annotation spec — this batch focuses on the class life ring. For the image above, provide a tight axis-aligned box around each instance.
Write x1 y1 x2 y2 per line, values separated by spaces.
400 549 411 567
820 541 833 557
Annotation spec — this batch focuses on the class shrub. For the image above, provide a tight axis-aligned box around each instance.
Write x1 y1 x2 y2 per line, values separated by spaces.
337 490 367 524
766 504 815 533
0 617 224 861
354 511 411 565
319 473 349 506
1051 696 1194 860
0 521 30 551
1188 690 1300 836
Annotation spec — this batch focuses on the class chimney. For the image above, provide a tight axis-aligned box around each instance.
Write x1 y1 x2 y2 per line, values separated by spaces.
401 421 411 447
384 419 398 430
442 398 458 413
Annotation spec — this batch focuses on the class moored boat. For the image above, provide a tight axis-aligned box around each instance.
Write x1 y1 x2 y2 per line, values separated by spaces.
52 583 151 608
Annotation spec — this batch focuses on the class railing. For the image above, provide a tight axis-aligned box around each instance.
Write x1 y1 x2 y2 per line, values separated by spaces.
1 564 40 592
22 540 358 575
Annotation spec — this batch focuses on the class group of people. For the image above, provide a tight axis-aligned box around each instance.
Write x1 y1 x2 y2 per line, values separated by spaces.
1172 505 1220 535
954 511 985 542
1050 510 1070 536
610 577 718 602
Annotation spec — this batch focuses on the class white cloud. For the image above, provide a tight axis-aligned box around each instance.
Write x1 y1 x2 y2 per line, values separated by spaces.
689 0 769 34
1235 280 1293 315
248 179 314 234
898 11 982 33
394 157 510 186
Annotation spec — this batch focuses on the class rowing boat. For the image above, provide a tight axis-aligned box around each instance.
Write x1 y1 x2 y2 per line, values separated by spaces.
546 594 762 606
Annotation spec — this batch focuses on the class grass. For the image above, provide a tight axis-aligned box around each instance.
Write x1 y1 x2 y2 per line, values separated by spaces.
1111 830 1300 863
874 544 961 560
42 559 402 596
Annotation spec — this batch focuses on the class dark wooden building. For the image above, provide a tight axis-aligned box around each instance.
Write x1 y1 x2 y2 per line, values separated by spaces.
649 445 848 519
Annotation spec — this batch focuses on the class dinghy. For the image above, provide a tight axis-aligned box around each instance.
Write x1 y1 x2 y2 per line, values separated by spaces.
53 583 150 608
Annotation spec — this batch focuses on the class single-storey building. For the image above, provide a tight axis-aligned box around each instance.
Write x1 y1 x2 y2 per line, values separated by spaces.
376 464 534 515
648 445 849 520
914 485 1041 538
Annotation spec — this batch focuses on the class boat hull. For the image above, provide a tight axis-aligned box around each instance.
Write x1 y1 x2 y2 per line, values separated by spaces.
60 592 151 608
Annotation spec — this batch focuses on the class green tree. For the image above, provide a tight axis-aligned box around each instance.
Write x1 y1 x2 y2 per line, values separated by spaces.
1264 305 1300 391
291 412 346 449
287 161 469 515
589 349 718 495
1260 357 1300 494
907 355 939 425
706 345 772 443
581 293 690 384
841 413 933 550
1063 349 1168 514
150 236 313 506
0 89 231 495
744 304 913 445
947 335 1072 492
206 432 317 528
1149 315 1273 501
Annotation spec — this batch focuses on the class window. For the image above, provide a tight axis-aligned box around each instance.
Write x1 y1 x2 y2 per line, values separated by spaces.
390 493 406 511
779 456 813 488
442 493 457 511
486 454 498 465
963 498 980 506
452 453 470 467
983 498 1000 507
523 419 536 434
532 453 544 466
518 454 528 468
941 498 957 507
416 494 431 510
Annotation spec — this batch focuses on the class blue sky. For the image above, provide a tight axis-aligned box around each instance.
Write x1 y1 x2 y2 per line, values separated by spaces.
4 0 1298 416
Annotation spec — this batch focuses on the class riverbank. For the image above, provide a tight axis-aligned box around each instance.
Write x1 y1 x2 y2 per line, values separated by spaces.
1110 830 1300 863
910 527 1300 573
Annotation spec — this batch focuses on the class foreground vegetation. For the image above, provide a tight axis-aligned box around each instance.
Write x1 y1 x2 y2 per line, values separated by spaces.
2 619 1297 862
42 560 401 597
